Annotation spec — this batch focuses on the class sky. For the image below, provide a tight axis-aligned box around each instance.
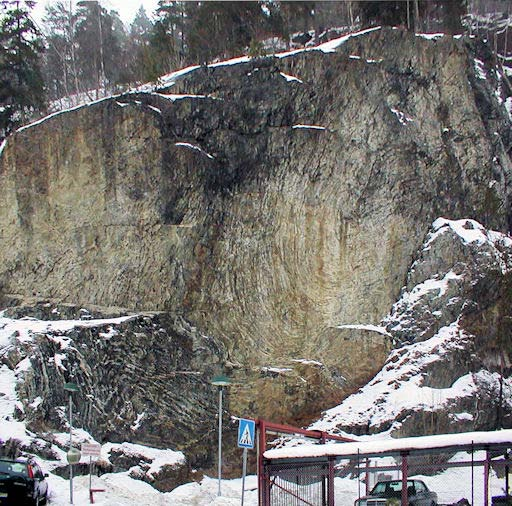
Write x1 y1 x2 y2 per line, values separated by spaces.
33 0 160 26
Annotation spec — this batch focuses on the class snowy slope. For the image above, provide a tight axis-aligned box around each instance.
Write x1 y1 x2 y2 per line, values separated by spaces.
311 218 512 437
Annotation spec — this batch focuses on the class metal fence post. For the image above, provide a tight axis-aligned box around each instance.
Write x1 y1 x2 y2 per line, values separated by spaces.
366 457 370 495
471 441 475 506
485 448 490 506
357 449 361 501
328 457 335 506
258 419 266 505
401 452 408 506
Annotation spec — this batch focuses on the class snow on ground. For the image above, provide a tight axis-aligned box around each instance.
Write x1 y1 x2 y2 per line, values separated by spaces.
0 311 138 348
41 463 509 505
44 472 260 505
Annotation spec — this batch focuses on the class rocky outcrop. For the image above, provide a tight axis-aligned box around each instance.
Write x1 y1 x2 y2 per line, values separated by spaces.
1 27 512 465
1 305 225 469
311 218 512 437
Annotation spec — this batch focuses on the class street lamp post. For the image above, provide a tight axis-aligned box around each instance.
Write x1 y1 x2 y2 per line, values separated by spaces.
64 382 80 505
210 374 231 497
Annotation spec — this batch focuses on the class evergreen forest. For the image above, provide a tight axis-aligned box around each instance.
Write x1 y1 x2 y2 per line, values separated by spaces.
0 0 509 139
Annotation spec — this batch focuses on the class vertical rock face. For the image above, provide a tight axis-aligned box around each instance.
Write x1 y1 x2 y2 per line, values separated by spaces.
0 28 511 437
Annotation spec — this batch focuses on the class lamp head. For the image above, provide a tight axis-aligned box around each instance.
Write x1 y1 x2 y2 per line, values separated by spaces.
211 374 231 387
64 382 79 393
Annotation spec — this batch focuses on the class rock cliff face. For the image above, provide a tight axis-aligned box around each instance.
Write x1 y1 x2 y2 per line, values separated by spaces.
0 28 512 463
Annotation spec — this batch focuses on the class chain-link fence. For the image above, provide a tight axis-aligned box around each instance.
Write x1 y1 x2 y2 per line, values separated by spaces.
338 449 511 505
263 460 332 506
263 439 512 505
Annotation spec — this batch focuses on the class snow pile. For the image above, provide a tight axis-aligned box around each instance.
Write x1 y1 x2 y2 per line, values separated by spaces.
103 442 185 478
425 218 512 252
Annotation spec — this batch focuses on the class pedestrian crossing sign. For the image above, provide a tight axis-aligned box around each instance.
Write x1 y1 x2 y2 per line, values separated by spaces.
238 418 256 449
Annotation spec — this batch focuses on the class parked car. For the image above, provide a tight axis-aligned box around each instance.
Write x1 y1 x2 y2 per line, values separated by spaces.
354 479 438 506
0 457 48 505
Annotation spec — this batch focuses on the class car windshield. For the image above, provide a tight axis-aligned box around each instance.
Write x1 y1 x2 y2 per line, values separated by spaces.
0 461 28 476
371 481 416 495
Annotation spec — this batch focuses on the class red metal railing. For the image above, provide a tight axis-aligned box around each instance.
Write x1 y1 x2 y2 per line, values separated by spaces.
256 418 354 506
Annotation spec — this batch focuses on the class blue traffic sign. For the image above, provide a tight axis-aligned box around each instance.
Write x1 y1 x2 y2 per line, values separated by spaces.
238 418 256 449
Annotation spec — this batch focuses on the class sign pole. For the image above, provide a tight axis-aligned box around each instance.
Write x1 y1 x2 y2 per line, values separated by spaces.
69 393 73 505
80 442 101 504
241 447 248 506
89 456 92 502
217 386 223 496
64 382 80 506
237 418 255 506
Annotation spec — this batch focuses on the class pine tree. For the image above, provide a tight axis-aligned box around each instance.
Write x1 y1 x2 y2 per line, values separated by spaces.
143 16 177 82
139 1 182 82
358 1 410 29
131 5 152 41
157 0 186 62
433 0 467 34
104 9 128 87
357 0 467 33
42 0 78 102
74 2 125 95
0 0 45 137
186 1 265 63
125 5 154 85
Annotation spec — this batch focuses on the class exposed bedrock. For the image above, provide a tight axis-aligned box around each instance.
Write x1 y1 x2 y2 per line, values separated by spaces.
0 28 511 439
